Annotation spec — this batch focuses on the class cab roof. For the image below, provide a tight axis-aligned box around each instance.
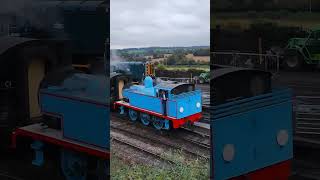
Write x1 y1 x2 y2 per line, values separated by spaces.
154 81 193 91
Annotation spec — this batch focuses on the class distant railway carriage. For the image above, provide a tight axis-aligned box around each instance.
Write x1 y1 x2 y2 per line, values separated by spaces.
110 61 155 82
114 76 202 130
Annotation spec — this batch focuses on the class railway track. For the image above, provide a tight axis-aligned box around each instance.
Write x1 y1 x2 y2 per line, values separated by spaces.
286 84 320 96
196 84 210 108
200 105 210 123
272 72 320 179
177 127 210 149
294 96 320 145
111 126 208 160
111 114 210 159
111 136 177 165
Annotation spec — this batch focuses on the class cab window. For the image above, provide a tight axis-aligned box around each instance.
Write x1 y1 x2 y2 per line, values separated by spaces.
171 84 195 95
157 89 169 99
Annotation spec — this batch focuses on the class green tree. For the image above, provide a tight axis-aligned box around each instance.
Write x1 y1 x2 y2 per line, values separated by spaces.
157 64 166 70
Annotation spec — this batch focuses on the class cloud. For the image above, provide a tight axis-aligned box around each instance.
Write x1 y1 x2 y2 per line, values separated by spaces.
111 0 210 49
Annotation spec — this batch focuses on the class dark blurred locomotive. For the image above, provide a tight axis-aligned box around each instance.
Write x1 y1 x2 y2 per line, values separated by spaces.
111 62 145 82
10 67 109 180
110 61 155 105
0 0 109 143
0 1 110 179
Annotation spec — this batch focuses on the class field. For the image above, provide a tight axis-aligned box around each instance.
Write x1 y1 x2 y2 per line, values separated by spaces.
161 65 209 72
150 54 209 65
185 54 210 63
212 12 320 29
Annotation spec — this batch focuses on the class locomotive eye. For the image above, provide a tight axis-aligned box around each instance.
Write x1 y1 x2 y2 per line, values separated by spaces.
196 102 201 108
179 107 184 113
223 144 235 162
277 129 289 146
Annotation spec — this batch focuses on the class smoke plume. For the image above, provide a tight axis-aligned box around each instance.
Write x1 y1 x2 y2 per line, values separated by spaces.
111 49 125 63
0 0 59 30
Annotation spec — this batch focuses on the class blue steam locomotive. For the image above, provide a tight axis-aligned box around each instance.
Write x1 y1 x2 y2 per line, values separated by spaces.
115 76 202 130
12 70 109 180
210 66 293 180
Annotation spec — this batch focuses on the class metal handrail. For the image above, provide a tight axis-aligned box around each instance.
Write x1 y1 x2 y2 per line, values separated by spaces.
211 51 281 73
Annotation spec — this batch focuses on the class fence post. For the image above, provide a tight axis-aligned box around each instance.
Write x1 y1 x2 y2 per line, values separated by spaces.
259 37 263 64
277 55 280 73
264 55 267 71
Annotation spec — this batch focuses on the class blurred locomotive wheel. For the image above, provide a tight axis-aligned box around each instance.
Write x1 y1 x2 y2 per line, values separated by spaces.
152 117 165 130
140 113 151 126
128 109 139 122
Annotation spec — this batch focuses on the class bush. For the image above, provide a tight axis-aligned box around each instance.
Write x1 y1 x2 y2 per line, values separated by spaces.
157 64 166 71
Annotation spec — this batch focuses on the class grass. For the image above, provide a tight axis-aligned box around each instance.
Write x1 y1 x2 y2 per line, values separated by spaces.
111 150 209 180
160 65 210 72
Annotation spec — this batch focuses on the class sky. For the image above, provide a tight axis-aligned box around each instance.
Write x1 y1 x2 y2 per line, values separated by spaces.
111 0 210 49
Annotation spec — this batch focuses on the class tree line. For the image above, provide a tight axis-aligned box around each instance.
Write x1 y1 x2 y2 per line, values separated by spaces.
212 0 320 11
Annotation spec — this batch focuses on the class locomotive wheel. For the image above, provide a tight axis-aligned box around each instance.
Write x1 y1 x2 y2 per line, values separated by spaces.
153 117 164 130
128 109 139 122
60 149 87 180
283 51 303 71
140 113 151 126
96 160 109 180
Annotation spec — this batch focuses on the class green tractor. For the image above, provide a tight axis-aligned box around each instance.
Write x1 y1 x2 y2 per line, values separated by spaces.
283 27 320 70
198 72 210 84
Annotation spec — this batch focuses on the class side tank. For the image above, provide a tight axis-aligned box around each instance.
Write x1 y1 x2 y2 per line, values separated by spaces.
211 88 293 180
40 72 109 149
